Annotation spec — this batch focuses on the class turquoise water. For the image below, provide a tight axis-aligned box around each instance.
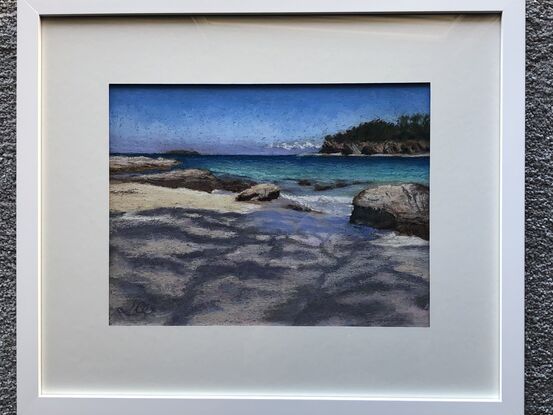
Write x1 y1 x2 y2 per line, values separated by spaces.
132 154 429 185
115 154 429 217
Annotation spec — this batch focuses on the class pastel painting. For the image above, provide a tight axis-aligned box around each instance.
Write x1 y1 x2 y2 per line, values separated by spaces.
109 84 430 326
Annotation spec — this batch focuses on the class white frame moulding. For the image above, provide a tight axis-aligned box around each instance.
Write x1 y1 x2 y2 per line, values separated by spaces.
16 1 525 414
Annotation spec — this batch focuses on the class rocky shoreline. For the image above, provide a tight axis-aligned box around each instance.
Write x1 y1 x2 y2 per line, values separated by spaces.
110 156 429 238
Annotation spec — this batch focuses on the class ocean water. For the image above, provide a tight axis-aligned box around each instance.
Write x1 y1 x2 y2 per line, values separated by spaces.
149 154 430 184
116 154 429 217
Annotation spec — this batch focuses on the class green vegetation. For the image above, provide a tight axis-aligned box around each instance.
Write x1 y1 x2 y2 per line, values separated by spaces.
324 113 430 144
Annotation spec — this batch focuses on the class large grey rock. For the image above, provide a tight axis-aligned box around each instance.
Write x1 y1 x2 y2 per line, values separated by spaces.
109 156 178 173
350 183 429 240
236 184 280 202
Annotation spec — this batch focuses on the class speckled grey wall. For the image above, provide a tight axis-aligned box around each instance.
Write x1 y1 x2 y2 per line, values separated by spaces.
0 0 16 413
525 1 553 414
0 1 551 413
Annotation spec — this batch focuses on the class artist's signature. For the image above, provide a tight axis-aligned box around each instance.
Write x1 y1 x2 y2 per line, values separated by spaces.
117 300 153 318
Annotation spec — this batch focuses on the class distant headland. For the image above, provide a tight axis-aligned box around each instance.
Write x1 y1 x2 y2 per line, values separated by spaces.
164 149 201 156
319 114 430 156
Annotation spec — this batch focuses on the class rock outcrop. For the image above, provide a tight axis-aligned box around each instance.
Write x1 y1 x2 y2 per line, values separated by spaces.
297 179 313 186
109 156 179 173
114 168 255 193
283 202 321 213
297 179 359 191
313 180 350 191
236 184 280 202
320 139 429 156
350 183 429 240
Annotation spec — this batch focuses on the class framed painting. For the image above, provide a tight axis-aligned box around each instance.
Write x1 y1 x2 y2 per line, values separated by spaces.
17 1 524 414
108 83 431 327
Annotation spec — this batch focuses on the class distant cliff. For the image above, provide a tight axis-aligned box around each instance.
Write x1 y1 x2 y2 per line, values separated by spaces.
319 114 430 155
320 138 430 155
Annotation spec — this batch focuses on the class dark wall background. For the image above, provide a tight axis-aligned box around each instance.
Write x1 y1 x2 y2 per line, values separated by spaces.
0 0 16 413
525 1 553 413
0 1 551 413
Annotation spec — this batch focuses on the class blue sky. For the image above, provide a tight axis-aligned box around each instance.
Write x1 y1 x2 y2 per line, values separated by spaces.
109 84 430 155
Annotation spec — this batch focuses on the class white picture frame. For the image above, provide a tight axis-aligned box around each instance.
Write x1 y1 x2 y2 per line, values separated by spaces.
17 1 525 414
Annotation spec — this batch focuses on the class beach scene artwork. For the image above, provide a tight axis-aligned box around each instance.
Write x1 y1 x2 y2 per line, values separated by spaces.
109 84 430 326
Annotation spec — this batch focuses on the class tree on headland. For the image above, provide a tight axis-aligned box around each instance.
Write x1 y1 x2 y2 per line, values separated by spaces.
324 113 430 144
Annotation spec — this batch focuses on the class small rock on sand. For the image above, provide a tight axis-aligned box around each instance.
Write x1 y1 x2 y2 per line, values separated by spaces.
236 184 280 202
284 203 320 213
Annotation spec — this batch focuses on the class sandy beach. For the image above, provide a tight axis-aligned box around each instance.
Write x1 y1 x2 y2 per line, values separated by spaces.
109 179 429 326
110 182 260 214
